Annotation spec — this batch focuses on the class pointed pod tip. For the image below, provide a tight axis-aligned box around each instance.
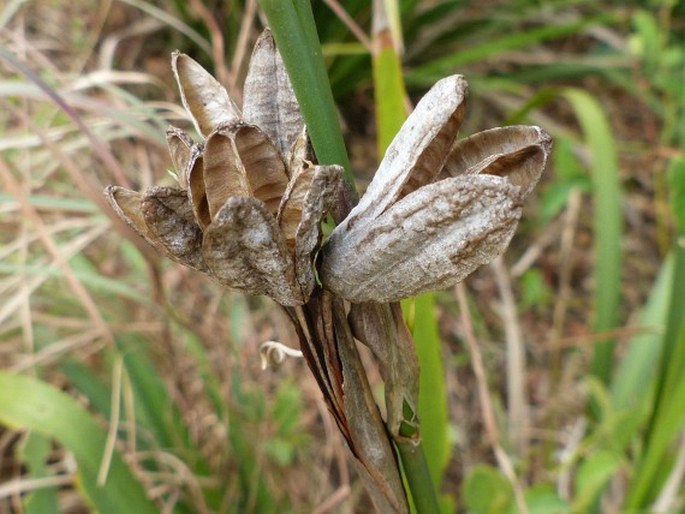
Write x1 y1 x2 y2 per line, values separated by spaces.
435 73 469 98
255 27 275 47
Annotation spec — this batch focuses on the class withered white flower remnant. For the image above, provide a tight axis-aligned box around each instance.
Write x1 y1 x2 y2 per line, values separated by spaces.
320 76 551 303
105 30 341 306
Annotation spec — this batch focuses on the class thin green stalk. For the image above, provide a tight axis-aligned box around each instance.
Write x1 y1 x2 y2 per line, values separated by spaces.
261 1 441 510
257 0 354 186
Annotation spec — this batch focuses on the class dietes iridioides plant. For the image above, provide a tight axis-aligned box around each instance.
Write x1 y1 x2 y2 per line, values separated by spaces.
105 29 550 513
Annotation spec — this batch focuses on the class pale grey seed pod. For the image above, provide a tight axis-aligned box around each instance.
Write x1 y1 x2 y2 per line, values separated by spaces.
320 75 551 303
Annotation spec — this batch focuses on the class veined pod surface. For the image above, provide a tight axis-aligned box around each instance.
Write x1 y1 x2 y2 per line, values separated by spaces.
320 75 551 303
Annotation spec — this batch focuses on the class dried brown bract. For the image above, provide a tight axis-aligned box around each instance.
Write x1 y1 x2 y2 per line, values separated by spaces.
320 75 551 303
105 30 341 306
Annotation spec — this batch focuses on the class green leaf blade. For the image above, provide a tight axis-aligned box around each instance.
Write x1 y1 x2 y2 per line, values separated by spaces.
0 372 158 514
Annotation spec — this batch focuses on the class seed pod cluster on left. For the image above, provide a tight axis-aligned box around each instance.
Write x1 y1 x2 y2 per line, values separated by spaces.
105 30 341 306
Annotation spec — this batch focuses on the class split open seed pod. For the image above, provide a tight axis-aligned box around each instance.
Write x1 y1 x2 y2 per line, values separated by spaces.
105 29 341 306
320 75 551 303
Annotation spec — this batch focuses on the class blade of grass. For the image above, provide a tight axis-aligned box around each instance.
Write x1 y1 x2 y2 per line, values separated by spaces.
412 293 453 513
408 16 613 87
627 156 685 507
0 371 158 514
610 255 672 412
116 335 179 449
563 88 622 386
19 432 61 514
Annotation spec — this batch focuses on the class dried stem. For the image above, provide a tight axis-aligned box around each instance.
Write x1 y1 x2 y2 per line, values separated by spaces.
491 256 529 456
455 283 529 514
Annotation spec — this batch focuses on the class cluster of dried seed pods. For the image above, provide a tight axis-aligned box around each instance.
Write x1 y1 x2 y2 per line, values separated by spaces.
104 28 550 309
105 30 341 306
103 25 552 514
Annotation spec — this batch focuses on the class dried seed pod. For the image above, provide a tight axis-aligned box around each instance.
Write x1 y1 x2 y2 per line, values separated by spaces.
171 52 240 137
166 126 195 186
242 29 304 156
345 74 468 230
202 197 303 306
320 74 551 303
203 123 290 219
289 165 342 294
107 31 341 307
105 185 207 271
104 186 162 249
186 145 211 229
141 186 207 271
442 125 552 197
202 126 251 219
233 125 290 213
286 126 310 175
322 176 522 302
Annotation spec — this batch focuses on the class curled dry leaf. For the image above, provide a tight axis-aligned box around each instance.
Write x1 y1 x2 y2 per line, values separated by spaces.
320 75 551 303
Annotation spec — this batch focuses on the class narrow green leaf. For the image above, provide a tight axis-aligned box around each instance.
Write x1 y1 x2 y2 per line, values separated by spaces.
668 156 685 233
373 45 408 156
563 88 623 385
19 432 60 514
572 450 621 512
60 360 112 419
628 157 685 507
0 372 158 514
627 313 685 507
370 4 448 508
413 293 450 488
117 336 178 449
408 17 612 86
463 465 513 514
610 256 672 411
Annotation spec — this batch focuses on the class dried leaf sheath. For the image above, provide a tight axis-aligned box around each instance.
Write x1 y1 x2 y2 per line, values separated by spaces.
284 293 409 514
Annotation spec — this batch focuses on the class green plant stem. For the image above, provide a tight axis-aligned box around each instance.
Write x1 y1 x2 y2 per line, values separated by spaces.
257 0 354 186
396 437 441 513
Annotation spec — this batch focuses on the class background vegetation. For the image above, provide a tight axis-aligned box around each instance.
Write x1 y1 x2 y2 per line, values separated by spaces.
1 0 684 512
